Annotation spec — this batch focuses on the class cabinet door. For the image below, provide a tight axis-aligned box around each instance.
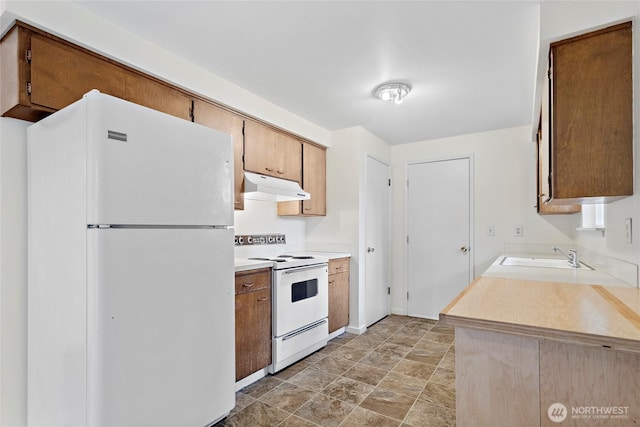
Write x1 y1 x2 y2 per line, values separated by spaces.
125 73 191 121
328 271 349 333
235 287 272 381
274 132 302 183
277 142 326 216
243 120 277 177
301 143 326 215
0 26 38 120
244 120 302 182
30 33 126 111
536 91 582 215
550 22 632 202
194 100 245 210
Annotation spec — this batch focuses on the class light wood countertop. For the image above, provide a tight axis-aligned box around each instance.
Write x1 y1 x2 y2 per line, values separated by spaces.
440 276 640 353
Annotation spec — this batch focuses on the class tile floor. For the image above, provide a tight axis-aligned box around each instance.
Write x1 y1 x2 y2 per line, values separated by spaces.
216 315 456 427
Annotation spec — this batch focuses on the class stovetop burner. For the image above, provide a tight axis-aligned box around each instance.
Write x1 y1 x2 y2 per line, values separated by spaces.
247 254 328 270
278 254 315 260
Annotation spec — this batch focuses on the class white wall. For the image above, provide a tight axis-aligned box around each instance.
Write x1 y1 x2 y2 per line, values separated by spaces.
233 199 307 258
0 118 29 427
305 126 390 333
389 126 579 314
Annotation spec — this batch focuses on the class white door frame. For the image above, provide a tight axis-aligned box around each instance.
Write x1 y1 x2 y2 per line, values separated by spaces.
403 154 475 315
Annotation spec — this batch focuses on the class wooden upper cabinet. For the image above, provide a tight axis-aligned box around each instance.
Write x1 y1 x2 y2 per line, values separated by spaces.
0 22 326 211
278 142 326 216
124 73 191 121
244 120 301 183
536 73 580 215
548 22 633 204
0 26 36 120
193 100 245 210
30 33 127 111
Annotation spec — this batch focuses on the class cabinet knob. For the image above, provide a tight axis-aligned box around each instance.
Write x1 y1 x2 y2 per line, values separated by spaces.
276 170 284 175
265 167 274 172
367 247 375 253
460 246 469 254
257 296 269 302
243 283 254 288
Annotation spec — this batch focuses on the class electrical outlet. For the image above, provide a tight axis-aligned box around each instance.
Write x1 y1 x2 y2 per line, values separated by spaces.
487 225 495 237
514 225 523 237
625 218 632 244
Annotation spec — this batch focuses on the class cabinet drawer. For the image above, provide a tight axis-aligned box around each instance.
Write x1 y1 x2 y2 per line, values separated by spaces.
235 268 271 295
328 258 350 275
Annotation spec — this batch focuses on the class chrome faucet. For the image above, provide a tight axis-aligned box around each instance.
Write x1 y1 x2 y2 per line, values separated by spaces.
553 246 580 268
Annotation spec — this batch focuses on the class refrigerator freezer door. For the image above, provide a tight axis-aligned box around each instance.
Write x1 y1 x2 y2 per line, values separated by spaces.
87 227 235 426
85 91 233 226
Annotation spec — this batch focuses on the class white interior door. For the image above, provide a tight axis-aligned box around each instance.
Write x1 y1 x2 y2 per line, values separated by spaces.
87 227 235 426
365 156 390 326
407 157 472 319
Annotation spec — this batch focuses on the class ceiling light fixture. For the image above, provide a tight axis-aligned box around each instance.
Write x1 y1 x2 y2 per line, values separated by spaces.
373 81 412 104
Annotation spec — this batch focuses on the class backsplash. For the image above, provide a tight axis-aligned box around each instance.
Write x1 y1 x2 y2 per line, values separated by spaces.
504 243 638 287
233 199 306 258
234 234 286 246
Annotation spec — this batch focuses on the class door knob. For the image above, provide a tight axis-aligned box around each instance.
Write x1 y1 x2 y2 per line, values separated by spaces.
367 247 375 253
460 246 469 254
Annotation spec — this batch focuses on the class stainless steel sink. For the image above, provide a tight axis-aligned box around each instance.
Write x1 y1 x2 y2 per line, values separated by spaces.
499 256 594 270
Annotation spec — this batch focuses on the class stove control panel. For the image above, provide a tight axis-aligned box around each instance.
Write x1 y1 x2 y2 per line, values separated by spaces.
235 234 286 246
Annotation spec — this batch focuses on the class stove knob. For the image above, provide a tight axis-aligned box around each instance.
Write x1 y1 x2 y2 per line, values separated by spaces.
246 236 252 244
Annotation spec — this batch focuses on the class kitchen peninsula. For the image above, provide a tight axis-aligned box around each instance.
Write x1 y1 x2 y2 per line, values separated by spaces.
440 275 640 426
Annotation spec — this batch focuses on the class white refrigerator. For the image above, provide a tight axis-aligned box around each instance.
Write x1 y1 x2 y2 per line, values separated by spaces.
27 90 235 427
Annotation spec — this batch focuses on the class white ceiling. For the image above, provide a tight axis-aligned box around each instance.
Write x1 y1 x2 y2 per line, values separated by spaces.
73 1 540 145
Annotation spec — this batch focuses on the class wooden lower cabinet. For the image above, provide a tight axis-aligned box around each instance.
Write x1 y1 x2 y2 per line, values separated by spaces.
235 268 272 381
455 326 640 426
328 257 350 333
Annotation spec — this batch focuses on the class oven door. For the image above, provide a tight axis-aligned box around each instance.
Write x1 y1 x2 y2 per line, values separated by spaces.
273 264 328 337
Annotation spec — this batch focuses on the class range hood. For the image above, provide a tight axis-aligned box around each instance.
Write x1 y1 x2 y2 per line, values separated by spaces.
243 171 310 202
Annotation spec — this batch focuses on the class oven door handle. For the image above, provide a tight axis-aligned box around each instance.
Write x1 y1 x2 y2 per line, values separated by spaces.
282 319 328 341
283 265 327 275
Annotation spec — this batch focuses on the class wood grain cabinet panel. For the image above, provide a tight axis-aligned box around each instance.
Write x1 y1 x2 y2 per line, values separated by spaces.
328 257 349 333
193 100 245 210
0 26 37 120
244 120 302 183
547 22 632 204
539 340 640 426
235 268 272 381
124 72 191 121
30 33 127 111
278 141 326 216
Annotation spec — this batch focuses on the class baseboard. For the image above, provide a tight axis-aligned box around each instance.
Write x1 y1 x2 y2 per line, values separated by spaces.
328 327 346 340
235 367 269 392
346 324 366 335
